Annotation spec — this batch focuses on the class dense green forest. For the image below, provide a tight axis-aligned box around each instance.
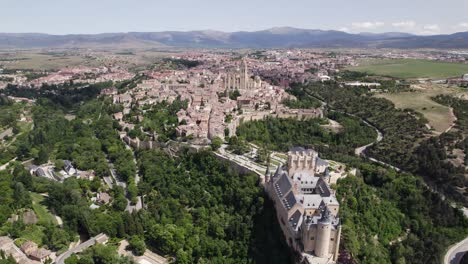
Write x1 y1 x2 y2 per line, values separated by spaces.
139 98 188 142
0 96 21 128
294 81 429 169
163 58 202 69
236 112 376 159
0 98 32 164
282 83 322 109
3 82 110 108
337 161 467 264
137 150 292 264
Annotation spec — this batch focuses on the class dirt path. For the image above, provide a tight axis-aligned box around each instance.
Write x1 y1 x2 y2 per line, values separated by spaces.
445 107 458 133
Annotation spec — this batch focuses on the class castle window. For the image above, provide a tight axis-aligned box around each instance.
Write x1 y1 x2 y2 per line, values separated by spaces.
310 237 315 240
331 238 334 241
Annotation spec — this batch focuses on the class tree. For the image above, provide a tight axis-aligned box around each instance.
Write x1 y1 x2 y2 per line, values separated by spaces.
210 137 223 151
36 146 49 165
55 159 65 170
12 164 33 189
16 142 31 161
64 254 79 264
113 194 128 211
176 249 190 264
44 224 70 251
127 181 138 205
13 182 31 209
127 236 146 256
229 89 241 100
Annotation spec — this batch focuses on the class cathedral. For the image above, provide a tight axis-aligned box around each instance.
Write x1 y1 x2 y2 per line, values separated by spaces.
265 147 341 264
224 58 262 90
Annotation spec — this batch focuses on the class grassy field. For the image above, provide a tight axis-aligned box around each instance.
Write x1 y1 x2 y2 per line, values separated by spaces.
348 58 468 79
0 49 178 71
30 192 57 225
375 84 468 133
0 52 98 70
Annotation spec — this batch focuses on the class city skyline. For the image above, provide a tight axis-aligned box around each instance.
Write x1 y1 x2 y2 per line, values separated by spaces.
1 0 468 35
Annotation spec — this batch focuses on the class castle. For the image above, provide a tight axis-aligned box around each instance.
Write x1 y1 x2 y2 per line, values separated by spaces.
265 147 341 264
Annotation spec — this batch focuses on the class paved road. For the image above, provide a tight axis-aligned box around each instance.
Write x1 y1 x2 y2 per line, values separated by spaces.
354 120 383 156
444 236 468 264
55 233 107 264
310 93 401 172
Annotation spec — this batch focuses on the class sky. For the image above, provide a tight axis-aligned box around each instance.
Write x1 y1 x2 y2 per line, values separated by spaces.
1 0 468 35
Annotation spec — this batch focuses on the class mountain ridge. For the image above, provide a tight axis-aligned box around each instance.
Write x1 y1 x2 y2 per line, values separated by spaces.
0 27 467 49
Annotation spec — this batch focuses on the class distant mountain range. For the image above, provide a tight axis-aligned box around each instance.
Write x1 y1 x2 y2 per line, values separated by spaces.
1 27 468 49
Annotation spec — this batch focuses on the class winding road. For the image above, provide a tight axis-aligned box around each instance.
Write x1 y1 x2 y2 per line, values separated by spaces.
309 93 468 264
309 94 398 171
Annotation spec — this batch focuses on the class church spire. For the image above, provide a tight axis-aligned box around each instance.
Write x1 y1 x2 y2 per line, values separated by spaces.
242 57 248 90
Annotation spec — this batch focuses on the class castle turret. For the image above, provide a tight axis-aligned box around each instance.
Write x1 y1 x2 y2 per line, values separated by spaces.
315 209 332 258
287 147 318 176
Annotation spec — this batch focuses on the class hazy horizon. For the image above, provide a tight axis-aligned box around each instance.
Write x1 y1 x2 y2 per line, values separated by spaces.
1 0 467 35
0 26 467 36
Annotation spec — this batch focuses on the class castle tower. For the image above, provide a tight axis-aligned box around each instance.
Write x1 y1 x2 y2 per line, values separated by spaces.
287 148 318 176
315 209 332 258
333 225 342 261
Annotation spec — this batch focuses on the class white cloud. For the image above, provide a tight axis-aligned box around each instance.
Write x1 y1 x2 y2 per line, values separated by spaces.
457 22 468 30
392 21 416 30
419 24 441 35
339 27 350 32
351 21 385 30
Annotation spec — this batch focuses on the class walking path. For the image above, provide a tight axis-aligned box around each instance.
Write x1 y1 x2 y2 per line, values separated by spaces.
0 157 16 171
445 107 458 133
216 145 266 181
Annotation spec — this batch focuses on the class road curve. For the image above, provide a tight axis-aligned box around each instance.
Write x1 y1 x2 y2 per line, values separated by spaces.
444 236 468 264
309 93 400 171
